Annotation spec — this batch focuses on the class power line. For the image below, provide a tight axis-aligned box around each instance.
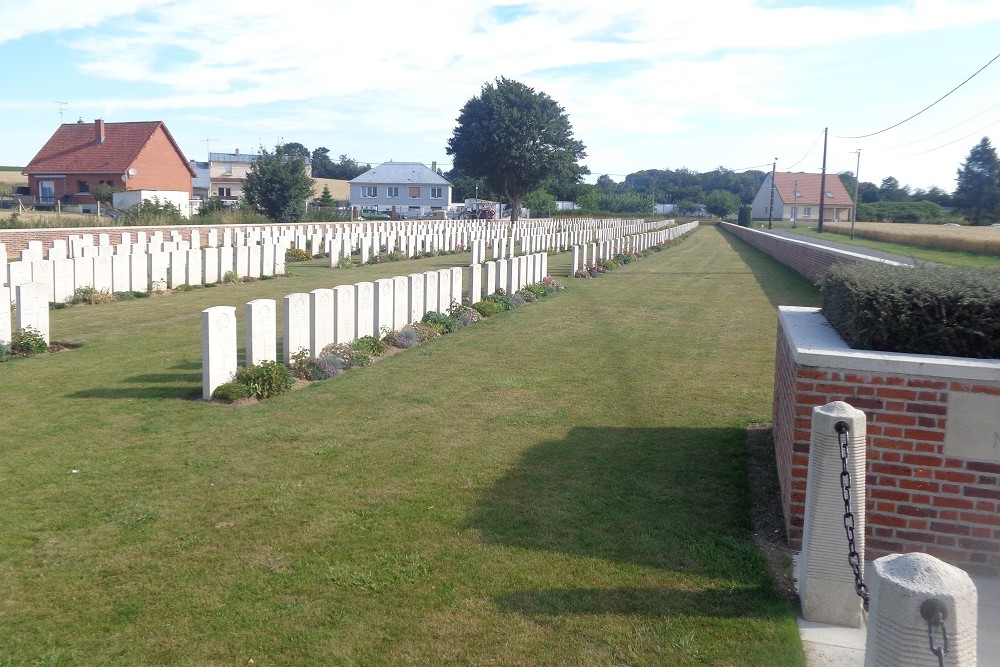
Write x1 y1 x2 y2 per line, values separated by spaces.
889 99 1000 148
785 129 825 170
907 116 1000 156
836 48 1000 140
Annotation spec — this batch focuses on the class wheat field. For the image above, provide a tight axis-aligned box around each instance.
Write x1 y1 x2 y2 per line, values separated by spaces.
824 221 1000 255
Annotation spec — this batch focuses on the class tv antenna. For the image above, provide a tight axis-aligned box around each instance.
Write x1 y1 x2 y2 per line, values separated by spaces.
202 138 219 158
55 101 68 123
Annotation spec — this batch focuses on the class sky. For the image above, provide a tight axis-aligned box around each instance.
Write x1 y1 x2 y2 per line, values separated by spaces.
3 0 1000 194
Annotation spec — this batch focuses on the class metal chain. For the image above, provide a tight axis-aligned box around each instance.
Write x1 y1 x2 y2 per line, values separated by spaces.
922 599 949 667
835 420 870 611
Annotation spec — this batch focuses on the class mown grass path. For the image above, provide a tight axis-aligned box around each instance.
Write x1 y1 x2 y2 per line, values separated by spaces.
1 226 819 665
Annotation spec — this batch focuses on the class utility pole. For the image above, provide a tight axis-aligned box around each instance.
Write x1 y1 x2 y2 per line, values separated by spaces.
850 149 861 240
817 127 828 233
767 158 777 229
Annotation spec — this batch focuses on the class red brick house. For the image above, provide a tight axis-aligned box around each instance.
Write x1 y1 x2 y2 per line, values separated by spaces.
23 119 195 212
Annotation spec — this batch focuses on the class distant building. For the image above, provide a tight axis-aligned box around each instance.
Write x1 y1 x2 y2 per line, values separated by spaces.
349 162 452 218
23 118 195 213
205 150 313 205
751 171 854 222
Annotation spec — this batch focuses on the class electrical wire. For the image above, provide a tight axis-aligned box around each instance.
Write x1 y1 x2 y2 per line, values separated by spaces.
784 129 825 170
906 116 1000 156
836 48 1000 140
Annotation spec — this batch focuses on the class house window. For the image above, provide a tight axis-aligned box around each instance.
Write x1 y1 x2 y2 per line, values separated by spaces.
826 191 834 198
430 187 443 199
361 186 377 198
804 207 812 217
387 187 399 198
218 187 232 198
409 186 421 198
77 180 90 193
794 190 802 197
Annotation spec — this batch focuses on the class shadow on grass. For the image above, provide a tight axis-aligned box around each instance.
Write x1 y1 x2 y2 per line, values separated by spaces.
66 385 202 400
717 229 822 309
467 426 792 616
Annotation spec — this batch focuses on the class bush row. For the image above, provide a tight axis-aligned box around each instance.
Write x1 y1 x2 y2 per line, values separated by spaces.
573 234 693 278
212 278 565 402
821 263 1000 358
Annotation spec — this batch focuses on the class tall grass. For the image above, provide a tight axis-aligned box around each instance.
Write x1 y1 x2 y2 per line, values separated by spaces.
823 221 1000 255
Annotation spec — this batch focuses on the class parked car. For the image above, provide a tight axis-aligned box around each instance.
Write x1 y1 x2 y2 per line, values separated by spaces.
359 208 390 220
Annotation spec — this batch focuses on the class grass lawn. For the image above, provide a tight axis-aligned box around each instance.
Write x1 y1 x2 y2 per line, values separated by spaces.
766 221 1000 268
1 227 818 665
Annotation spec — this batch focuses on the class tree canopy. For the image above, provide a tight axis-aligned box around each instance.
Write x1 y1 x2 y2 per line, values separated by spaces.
955 136 1000 225
446 77 588 222
243 143 314 222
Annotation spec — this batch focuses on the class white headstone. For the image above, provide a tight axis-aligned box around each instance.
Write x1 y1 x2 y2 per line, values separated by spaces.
333 285 355 344
15 282 50 344
261 243 275 277
167 250 187 288
437 268 452 312
234 246 250 279
283 292 311 363
407 273 425 324
218 246 234 279
246 299 277 365
354 281 375 338
392 276 409 330
111 254 131 294
468 264 482 305
310 288 335 356
203 247 220 284
423 271 439 314
248 244 262 279
0 286 10 344
73 256 94 290
31 260 55 301
52 259 75 303
450 267 463 306
201 306 237 400
373 278 394 335
484 260 497 295
92 255 113 292
186 248 203 286
129 253 148 292
148 252 168 291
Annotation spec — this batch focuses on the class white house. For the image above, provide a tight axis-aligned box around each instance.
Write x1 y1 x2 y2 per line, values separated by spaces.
349 162 452 218
751 171 855 223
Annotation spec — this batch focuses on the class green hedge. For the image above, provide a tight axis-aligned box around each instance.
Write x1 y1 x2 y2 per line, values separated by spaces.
821 263 1000 359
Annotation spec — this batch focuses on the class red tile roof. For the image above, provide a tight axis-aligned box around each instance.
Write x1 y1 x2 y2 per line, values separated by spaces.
24 120 195 177
773 172 854 207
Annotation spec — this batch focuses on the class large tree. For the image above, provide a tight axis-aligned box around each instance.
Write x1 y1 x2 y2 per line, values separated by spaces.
955 137 1000 225
447 77 588 222
243 143 314 222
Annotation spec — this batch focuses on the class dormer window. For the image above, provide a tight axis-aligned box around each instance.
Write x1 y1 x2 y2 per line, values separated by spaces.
826 191 834 197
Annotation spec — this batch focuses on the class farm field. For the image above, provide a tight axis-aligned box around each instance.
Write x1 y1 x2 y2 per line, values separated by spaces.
769 221 1000 268
823 220 1000 256
0 227 818 665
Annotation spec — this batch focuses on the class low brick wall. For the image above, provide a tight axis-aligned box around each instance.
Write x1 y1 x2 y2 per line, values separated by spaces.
720 222 903 282
775 307 1000 576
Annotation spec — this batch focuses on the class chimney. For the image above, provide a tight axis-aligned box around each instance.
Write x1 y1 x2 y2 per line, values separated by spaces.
432 161 437 172
95 119 105 145
234 148 240 155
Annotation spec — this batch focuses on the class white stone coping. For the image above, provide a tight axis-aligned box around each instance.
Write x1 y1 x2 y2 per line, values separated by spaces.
779 306 1000 382
721 223 906 266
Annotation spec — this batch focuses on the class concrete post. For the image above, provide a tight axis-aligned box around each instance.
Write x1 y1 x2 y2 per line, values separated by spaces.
865 552 977 667
800 400 867 627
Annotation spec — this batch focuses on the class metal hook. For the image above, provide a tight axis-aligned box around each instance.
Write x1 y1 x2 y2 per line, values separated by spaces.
921 599 949 667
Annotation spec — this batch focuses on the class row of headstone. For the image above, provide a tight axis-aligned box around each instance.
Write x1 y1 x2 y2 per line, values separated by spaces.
570 222 700 274
5 243 286 302
201 253 552 398
1 282 50 345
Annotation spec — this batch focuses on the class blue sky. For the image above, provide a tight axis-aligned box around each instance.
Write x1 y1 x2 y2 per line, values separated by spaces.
2 0 1000 193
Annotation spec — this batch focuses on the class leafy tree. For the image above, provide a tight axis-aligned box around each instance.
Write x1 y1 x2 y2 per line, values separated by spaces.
243 143 314 222
596 174 618 193
279 142 310 163
857 181 880 203
704 189 740 218
92 182 123 207
954 136 1000 225
329 154 371 180
311 147 336 178
317 184 335 208
737 204 752 227
523 188 557 217
878 176 910 202
447 77 588 222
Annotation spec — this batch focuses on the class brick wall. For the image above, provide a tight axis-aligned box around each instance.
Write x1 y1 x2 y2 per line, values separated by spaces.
720 222 900 282
775 307 1000 576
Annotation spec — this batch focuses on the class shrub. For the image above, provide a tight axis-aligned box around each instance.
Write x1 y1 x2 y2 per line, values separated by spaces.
484 290 516 311
212 381 251 402
69 286 117 305
235 360 295 399
285 248 312 262
822 263 1000 358
472 300 506 317
422 310 461 334
222 271 242 284
319 342 372 368
542 276 564 293
388 250 407 262
516 288 537 303
408 322 441 341
335 257 353 269
522 283 548 299
8 326 48 356
289 350 342 380
448 300 483 326
389 326 423 349
350 335 389 358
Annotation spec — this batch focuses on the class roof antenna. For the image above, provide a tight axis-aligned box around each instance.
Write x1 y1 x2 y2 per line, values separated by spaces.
55 101 68 123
